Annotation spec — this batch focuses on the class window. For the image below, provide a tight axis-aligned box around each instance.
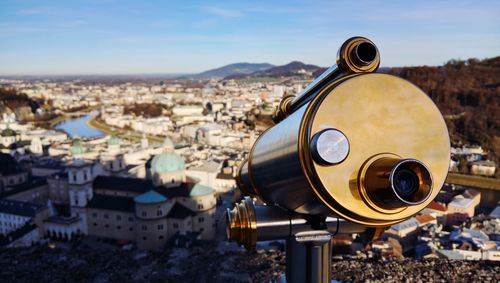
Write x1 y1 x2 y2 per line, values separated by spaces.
128 216 134 222
173 223 179 229
197 204 203 210
92 213 97 218
141 225 147 231
158 224 164 230
117 226 121 230
156 210 163 217
116 215 121 221
105 224 109 228
84 173 88 181
104 214 109 219
198 217 204 223
93 223 97 226
110 163 114 170
73 175 77 182
141 211 147 217
129 227 133 231
159 236 164 240
142 236 147 241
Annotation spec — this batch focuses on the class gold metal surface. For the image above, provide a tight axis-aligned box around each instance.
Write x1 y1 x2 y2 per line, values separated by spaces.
272 94 295 123
226 196 257 249
361 157 433 211
300 73 450 226
290 37 380 112
337 37 380 73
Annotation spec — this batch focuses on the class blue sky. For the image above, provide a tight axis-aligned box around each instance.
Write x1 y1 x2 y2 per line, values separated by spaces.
0 0 499 75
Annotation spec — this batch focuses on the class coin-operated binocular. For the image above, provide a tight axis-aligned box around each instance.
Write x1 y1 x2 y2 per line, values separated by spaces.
226 36 450 283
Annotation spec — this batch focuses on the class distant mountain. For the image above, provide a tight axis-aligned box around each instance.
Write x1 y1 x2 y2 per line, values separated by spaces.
187 63 274 79
225 61 322 79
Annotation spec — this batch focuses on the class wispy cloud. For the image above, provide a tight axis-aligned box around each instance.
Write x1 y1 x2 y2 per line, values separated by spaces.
18 7 69 16
203 6 243 19
0 21 86 36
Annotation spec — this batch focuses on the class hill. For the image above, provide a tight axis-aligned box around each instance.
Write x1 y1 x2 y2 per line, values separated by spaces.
226 61 322 79
187 63 274 79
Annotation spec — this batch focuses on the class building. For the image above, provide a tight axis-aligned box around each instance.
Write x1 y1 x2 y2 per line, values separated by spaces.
447 190 481 226
38 137 218 250
100 131 126 176
0 153 28 192
0 199 47 236
0 127 18 152
470 160 496 177
85 139 217 250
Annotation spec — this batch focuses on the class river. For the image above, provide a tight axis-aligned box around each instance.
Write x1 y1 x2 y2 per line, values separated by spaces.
53 112 104 138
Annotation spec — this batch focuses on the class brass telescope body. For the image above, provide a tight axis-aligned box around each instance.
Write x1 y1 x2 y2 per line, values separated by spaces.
228 37 450 250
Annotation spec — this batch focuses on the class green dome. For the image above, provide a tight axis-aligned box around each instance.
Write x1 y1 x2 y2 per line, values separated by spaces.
1 128 16 137
163 137 174 148
70 138 85 156
150 152 185 173
134 190 167 204
108 129 121 145
190 183 215 197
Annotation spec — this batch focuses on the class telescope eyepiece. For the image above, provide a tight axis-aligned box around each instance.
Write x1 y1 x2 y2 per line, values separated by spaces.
353 42 377 66
337 36 380 73
361 157 433 211
390 159 433 205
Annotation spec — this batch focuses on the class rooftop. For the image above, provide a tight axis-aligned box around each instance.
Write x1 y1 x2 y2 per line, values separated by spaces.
448 197 474 209
0 152 24 175
190 183 215 197
93 176 154 194
166 202 196 219
87 194 135 213
0 199 45 217
390 217 419 231
134 190 168 204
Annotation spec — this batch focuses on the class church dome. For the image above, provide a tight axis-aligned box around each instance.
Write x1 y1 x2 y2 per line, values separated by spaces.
163 137 174 148
108 135 121 146
107 129 121 146
150 152 185 173
70 138 85 156
1 128 16 137
190 183 215 197
134 190 167 204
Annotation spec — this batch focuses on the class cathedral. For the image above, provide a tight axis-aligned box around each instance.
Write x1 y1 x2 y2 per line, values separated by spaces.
43 136 217 250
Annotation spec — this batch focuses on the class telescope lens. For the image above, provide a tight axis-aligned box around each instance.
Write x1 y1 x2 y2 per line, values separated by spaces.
393 169 419 197
355 42 377 64
362 157 433 210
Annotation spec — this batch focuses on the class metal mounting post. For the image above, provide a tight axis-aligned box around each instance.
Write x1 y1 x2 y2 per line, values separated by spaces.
286 230 332 283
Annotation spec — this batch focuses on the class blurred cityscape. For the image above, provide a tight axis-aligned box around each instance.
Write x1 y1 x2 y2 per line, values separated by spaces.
0 57 498 269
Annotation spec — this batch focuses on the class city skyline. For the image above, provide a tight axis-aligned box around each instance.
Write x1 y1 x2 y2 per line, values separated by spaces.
0 0 499 75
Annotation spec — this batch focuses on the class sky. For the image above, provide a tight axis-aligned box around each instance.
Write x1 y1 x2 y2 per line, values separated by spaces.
0 0 499 75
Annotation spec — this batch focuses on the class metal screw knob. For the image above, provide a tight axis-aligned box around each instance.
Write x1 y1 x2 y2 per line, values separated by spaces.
311 129 350 165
